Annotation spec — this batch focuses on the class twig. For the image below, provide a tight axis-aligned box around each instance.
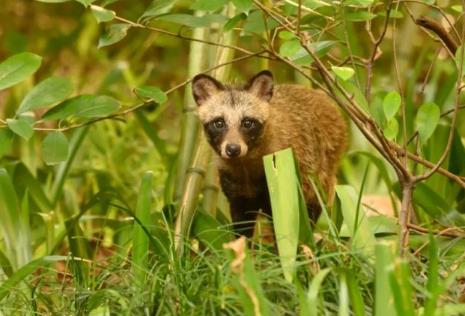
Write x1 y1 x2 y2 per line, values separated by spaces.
29 51 267 132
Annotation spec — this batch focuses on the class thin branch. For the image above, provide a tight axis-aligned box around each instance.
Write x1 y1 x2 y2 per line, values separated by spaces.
29 51 267 132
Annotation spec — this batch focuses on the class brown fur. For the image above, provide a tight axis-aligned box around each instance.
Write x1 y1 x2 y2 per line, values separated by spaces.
219 85 347 211
192 71 348 236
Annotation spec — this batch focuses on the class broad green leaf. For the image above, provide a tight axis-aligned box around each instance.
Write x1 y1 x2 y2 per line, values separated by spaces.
415 102 440 144
90 5 116 23
139 0 176 21
223 13 246 32
231 0 252 12
134 86 168 103
383 91 401 120
74 0 95 6
331 66 355 81
98 24 130 48
344 0 374 6
6 118 33 140
35 0 70 2
279 31 297 40
345 11 376 22
43 95 119 120
279 39 301 58
383 118 398 140
263 148 300 283
190 0 226 11
243 10 279 34
452 5 462 13
17 77 73 114
0 52 42 90
41 132 69 165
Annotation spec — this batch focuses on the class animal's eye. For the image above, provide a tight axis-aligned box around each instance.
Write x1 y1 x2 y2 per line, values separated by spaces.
242 118 256 129
213 119 225 129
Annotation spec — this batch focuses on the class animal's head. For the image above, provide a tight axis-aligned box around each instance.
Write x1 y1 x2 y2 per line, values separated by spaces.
192 70 274 160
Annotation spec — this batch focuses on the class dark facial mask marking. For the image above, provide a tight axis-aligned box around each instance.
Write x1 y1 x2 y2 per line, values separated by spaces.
204 117 227 154
240 117 263 147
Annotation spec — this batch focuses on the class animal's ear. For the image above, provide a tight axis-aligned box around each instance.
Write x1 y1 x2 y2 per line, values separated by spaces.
192 74 225 105
245 70 274 102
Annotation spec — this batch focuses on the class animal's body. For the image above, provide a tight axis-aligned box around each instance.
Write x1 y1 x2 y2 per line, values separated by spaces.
192 71 347 237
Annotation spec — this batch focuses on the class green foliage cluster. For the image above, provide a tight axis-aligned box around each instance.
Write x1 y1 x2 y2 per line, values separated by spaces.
1 0 465 315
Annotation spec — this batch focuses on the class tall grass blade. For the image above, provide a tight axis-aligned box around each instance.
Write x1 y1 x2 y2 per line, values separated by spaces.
263 148 300 283
336 185 376 257
346 270 367 316
224 237 270 316
134 110 168 164
0 255 81 302
0 168 31 269
51 126 89 205
307 268 331 316
423 233 439 316
338 273 350 316
132 171 153 286
375 241 396 316
388 259 415 316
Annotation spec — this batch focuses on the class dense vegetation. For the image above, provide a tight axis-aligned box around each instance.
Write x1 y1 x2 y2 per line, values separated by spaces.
1 0 465 315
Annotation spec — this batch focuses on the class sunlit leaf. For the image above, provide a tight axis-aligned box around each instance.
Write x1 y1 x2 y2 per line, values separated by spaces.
415 102 440 144
90 5 116 23
344 0 374 6
74 0 95 6
223 13 246 32
383 118 398 140
232 0 252 12
190 0 227 11
0 52 42 90
345 11 376 22
264 148 301 283
139 0 176 21
134 86 168 104
6 118 33 140
383 91 401 121
17 77 73 114
279 31 297 40
279 39 301 58
41 132 69 165
331 66 355 81
43 95 119 120
98 23 130 48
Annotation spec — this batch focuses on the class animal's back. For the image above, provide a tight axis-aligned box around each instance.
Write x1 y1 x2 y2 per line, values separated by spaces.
266 84 347 210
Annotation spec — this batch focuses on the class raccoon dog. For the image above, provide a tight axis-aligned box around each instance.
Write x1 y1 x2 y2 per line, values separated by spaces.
192 70 347 237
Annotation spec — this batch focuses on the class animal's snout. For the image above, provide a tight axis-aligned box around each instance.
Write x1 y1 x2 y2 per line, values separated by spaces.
225 143 241 158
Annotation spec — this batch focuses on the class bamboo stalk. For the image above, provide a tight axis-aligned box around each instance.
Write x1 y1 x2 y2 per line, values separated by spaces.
174 4 237 253
174 15 209 201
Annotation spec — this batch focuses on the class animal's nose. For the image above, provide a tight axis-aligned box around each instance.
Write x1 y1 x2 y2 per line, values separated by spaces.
225 144 241 158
